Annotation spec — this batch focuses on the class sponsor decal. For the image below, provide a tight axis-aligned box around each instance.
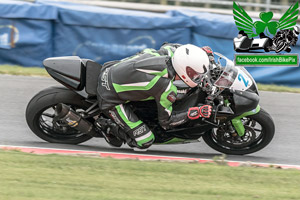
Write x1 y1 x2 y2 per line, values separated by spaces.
101 68 111 90
189 110 198 117
133 125 146 137
167 91 176 103
66 118 78 127
234 54 299 66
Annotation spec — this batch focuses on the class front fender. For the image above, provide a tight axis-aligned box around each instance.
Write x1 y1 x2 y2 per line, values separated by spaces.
232 105 261 136
232 89 259 116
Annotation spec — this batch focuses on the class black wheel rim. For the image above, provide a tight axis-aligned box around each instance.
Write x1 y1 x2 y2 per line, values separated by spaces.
211 116 264 152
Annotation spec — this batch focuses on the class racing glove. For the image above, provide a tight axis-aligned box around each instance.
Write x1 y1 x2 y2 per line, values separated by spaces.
187 105 212 120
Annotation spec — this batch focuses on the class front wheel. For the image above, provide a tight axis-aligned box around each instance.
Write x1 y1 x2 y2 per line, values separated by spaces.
202 108 275 155
26 86 93 144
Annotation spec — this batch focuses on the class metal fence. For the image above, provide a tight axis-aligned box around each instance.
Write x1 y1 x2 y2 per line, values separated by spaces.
19 0 298 13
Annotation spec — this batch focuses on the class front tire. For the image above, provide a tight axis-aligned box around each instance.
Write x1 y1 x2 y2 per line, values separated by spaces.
203 108 275 155
26 86 93 144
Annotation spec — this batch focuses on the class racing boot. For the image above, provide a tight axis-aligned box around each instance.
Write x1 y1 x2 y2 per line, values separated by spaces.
126 136 154 152
95 118 124 147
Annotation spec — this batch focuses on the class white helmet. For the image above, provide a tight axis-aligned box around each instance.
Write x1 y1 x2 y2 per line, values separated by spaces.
172 44 210 88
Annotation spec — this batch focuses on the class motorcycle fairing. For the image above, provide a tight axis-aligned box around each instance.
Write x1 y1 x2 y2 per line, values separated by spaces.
153 123 215 144
240 67 259 94
44 56 103 96
232 89 259 116
229 88 260 136
43 56 85 91
85 60 102 96
230 67 253 91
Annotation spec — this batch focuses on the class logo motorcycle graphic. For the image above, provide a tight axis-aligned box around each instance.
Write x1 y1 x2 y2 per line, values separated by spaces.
233 2 300 53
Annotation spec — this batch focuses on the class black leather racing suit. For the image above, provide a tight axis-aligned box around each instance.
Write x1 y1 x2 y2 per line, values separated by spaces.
97 43 189 148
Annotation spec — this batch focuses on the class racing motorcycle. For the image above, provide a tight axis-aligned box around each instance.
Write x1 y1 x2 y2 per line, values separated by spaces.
271 29 298 53
26 53 275 155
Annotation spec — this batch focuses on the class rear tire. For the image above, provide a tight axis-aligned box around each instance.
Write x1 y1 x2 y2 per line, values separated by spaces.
26 86 93 144
203 108 275 155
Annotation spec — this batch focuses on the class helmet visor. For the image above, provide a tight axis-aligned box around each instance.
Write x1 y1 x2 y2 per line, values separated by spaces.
186 66 207 84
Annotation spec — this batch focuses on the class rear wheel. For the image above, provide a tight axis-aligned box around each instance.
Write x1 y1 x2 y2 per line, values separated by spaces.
26 87 93 144
202 108 275 155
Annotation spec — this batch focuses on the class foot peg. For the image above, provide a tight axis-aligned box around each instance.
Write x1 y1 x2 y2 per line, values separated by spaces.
95 117 124 147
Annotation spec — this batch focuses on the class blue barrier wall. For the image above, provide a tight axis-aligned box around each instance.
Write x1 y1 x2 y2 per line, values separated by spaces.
0 0 299 86
0 0 57 66
37 0 192 64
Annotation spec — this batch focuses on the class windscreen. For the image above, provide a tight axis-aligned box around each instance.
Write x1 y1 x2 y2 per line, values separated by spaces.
213 55 238 88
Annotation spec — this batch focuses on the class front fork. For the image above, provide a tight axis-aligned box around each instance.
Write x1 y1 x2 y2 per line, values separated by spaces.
231 105 261 136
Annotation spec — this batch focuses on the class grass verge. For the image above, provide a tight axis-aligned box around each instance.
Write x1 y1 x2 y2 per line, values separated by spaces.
1 65 300 93
257 83 300 93
0 65 49 77
0 150 300 200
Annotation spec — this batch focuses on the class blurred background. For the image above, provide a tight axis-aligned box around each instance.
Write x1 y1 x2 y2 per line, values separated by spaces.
0 0 300 87
19 0 299 13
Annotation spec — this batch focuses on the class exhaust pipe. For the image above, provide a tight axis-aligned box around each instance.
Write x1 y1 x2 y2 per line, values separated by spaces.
55 103 97 136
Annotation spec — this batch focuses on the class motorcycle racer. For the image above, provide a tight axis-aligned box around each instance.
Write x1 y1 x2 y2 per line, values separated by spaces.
271 26 300 53
97 43 213 149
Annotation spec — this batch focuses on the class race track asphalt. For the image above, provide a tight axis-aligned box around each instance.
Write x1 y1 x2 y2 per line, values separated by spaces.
0 74 299 165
